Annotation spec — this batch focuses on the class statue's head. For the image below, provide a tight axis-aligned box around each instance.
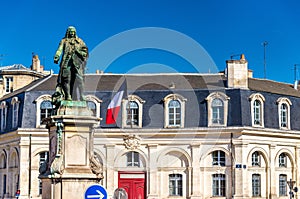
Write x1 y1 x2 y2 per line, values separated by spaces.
65 26 77 38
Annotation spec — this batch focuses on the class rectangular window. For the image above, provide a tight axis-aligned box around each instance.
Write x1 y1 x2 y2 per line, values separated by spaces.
5 77 13 93
212 174 226 197
169 174 183 196
252 174 261 197
3 174 7 194
279 174 287 196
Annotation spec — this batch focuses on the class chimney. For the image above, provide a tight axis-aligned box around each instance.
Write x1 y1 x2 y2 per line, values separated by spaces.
32 54 41 72
226 54 248 89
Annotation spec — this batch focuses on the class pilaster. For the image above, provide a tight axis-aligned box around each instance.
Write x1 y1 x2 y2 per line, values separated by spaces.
147 144 159 199
233 143 249 199
189 144 202 199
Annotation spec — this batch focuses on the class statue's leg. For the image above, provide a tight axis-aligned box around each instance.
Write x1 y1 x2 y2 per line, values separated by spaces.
62 66 72 101
76 73 85 101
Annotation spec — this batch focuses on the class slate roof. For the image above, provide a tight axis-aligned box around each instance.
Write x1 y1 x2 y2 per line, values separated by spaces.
248 78 300 97
2 73 300 99
0 64 29 71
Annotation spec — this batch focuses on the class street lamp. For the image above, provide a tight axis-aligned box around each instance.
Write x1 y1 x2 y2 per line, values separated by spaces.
287 178 298 199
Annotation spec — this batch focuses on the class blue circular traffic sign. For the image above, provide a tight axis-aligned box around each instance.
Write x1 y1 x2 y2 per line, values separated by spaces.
85 184 107 199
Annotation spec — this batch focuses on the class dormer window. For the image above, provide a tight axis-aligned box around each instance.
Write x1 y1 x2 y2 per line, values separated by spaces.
86 95 102 118
277 97 292 129
122 95 145 128
11 97 20 128
35 95 52 128
206 92 230 127
249 93 265 127
163 94 186 128
0 101 7 131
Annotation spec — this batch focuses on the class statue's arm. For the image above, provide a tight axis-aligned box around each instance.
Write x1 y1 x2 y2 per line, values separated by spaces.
75 40 88 60
54 40 64 64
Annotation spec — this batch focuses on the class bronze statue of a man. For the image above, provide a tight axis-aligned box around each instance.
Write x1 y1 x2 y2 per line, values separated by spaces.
53 26 88 103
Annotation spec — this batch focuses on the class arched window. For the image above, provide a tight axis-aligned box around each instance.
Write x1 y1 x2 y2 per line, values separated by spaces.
35 95 52 128
126 151 140 167
11 97 20 128
127 101 139 126
212 99 224 124
0 101 7 131
279 153 287 167
252 151 261 166
163 94 186 128
212 150 225 166
277 97 292 129
168 100 181 126
253 100 261 125
40 100 52 124
122 95 145 128
0 153 6 169
85 95 102 120
249 93 265 127
206 92 230 127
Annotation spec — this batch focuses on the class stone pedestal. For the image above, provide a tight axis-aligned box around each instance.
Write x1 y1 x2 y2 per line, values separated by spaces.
40 101 102 199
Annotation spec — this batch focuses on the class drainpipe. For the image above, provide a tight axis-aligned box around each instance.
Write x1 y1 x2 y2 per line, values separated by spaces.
28 134 32 197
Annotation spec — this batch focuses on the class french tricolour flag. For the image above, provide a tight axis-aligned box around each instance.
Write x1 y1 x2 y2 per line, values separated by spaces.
106 79 127 125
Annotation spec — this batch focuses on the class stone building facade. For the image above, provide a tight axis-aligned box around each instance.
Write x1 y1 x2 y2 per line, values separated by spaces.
0 55 50 98
0 55 300 199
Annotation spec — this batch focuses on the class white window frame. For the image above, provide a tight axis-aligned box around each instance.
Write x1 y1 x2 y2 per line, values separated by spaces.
122 95 145 128
277 97 292 130
5 76 13 93
163 94 186 128
212 150 226 166
85 95 102 118
11 97 19 128
249 93 265 127
278 153 287 167
0 101 7 131
126 151 140 167
252 174 261 197
206 92 230 127
279 174 287 196
252 151 261 167
212 173 226 197
169 173 183 196
35 95 52 128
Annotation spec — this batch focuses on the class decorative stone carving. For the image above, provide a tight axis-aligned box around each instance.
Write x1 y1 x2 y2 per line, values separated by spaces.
89 155 103 179
123 135 140 150
48 121 64 175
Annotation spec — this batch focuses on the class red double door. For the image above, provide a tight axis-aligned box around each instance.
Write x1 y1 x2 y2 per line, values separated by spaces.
118 172 146 199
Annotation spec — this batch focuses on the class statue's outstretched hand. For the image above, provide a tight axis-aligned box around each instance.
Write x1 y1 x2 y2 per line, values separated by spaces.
54 55 59 64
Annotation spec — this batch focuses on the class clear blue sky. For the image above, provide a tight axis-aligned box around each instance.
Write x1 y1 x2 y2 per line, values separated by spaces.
0 0 299 83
